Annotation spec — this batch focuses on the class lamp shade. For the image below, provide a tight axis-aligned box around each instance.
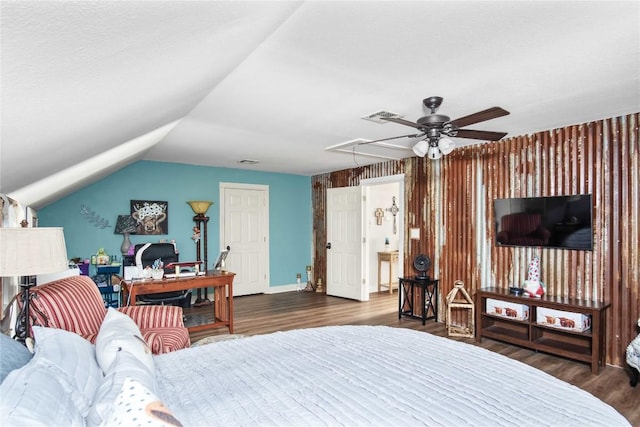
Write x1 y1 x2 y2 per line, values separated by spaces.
187 201 213 215
412 140 429 157
438 137 455 155
427 146 443 160
0 227 68 276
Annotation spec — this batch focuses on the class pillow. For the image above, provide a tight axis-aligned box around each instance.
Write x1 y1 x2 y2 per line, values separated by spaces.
32 326 103 411
100 377 183 427
95 307 154 373
0 346 86 425
0 333 33 382
87 349 157 427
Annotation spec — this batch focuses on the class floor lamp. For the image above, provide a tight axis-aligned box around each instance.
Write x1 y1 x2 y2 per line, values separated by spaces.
0 227 68 342
187 201 212 305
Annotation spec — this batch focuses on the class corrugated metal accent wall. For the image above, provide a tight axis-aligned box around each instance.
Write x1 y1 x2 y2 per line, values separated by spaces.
312 113 639 367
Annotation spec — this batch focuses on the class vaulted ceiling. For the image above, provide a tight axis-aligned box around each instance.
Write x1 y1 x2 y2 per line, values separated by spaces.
2 1 638 209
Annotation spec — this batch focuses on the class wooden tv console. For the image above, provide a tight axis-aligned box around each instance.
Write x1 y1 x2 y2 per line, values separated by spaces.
475 287 610 374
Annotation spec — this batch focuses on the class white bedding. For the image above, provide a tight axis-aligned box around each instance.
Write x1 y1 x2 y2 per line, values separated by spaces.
155 325 629 427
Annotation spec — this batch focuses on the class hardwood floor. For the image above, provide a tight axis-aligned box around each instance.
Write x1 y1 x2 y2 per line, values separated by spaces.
187 291 640 425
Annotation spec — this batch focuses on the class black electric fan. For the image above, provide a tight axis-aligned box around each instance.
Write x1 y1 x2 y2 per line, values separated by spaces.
413 254 431 280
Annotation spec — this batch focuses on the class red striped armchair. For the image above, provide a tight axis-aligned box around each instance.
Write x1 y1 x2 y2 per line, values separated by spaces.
18 275 190 354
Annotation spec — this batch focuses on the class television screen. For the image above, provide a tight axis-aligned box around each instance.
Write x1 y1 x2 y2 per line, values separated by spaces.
494 194 593 251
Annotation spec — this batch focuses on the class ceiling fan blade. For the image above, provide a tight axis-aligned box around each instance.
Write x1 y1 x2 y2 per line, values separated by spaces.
381 117 424 129
454 129 508 141
359 133 425 144
448 107 509 128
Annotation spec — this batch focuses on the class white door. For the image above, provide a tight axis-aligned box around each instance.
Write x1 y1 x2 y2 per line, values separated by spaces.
220 183 269 296
326 186 366 301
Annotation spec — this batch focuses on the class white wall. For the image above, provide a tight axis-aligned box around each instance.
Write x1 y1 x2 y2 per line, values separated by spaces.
366 182 400 292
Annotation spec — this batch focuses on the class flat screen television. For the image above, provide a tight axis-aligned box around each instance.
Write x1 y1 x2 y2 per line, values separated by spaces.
494 194 593 251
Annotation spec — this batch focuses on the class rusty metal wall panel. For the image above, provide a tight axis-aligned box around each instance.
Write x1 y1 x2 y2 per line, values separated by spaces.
405 157 436 269
477 114 639 366
437 151 479 328
312 113 639 367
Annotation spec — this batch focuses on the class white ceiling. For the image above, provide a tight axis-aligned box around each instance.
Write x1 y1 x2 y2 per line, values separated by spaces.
1 1 639 209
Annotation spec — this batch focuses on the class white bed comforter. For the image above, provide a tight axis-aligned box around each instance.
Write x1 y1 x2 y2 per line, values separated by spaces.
155 325 629 427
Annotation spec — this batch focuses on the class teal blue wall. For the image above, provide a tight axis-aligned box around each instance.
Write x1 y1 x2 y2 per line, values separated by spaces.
38 161 312 288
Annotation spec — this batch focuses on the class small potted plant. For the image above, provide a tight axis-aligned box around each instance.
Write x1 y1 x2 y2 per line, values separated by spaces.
150 258 164 280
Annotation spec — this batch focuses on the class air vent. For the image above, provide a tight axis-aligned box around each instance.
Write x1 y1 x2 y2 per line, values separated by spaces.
238 159 259 165
361 110 404 124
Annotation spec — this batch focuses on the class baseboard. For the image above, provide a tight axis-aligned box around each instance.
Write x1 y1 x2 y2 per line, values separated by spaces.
265 283 307 294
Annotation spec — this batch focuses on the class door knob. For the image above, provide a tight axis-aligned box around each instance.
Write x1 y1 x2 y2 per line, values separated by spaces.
326 242 332 249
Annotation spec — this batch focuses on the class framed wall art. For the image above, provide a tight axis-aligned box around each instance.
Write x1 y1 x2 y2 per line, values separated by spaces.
130 200 168 235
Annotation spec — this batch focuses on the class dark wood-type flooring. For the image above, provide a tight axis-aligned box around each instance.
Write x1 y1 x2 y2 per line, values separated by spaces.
187 291 639 425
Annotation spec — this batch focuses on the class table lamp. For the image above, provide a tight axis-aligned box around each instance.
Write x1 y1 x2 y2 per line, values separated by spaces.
0 227 68 341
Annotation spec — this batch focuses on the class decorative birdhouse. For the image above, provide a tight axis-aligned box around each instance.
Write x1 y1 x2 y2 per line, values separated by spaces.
446 280 475 338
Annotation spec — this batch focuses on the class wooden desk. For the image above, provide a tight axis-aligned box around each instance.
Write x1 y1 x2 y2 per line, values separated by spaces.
377 251 399 293
121 271 235 334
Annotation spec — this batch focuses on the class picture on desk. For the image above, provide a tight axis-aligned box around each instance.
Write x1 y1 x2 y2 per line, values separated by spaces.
213 249 229 271
131 200 168 235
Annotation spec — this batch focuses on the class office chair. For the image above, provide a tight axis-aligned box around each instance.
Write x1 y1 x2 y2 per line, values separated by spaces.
133 243 191 308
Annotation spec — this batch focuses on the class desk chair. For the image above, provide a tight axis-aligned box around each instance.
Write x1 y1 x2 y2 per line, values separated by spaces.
134 243 191 308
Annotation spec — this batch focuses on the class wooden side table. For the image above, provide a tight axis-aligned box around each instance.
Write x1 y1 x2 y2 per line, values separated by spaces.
377 251 399 293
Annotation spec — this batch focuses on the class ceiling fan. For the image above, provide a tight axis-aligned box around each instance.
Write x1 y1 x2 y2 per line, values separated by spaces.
363 96 510 160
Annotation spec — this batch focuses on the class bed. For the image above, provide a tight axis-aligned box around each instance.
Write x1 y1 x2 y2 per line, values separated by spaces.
155 325 629 426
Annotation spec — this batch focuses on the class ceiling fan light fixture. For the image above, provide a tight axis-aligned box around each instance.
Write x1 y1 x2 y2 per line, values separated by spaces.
364 97 509 158
427 146 442 160
412 140 429 157
438 137 455 155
